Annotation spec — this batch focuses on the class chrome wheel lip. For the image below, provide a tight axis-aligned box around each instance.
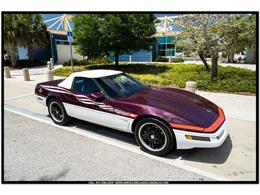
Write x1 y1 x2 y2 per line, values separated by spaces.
49 101 64 123
138 122 167 152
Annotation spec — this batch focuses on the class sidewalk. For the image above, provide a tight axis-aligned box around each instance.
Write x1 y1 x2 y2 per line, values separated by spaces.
184 60 256 71
196 91 256 122
6 64 63 76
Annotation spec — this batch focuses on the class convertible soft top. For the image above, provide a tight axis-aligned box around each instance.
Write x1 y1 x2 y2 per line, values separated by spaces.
58 69 122 89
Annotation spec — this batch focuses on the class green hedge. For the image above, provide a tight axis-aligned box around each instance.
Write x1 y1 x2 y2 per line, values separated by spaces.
155 57 184 63
171 57 184 63
155 57 168 62
63 57 113 66
54 63 256 94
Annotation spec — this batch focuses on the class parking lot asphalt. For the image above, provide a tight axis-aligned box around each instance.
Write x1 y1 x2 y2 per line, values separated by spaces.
4 111 211 181
3 78 257 181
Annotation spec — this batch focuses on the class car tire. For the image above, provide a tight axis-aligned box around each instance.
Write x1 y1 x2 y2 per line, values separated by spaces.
134 118 176 156
48 99 70 125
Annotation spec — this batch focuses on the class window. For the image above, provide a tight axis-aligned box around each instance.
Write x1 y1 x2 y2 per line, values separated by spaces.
72 77 100 94
96 74 145 98
158 43 175 57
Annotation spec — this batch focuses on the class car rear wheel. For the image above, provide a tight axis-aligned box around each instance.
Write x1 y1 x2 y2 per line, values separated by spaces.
48 99 70 125
134 118 175 156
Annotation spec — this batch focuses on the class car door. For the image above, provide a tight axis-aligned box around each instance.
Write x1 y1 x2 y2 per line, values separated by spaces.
63 76 116 128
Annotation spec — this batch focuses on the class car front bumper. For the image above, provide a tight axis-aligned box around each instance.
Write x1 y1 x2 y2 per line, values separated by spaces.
172 120 229 149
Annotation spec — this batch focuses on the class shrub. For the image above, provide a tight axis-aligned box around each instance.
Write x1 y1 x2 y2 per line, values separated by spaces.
62 57 113 66
54 66 86 77
90 57 113 64
63 59 81 66
155 56 168 62
170 57 184 63
54 63 256 94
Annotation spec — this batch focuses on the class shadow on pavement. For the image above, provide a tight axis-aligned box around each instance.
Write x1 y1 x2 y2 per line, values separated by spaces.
37 168 70 181
169 135 233 164
69 118 137 145
60 117 233 164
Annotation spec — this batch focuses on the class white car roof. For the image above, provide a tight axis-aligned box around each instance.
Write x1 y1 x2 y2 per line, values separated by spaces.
58 69 122 89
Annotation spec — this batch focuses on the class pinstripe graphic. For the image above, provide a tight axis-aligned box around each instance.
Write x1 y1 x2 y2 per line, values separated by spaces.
41 85 135 118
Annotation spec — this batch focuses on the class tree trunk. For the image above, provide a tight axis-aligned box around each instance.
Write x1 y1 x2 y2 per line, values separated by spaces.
211 51 219 80
27 43 34 62
198 50 210 71
245 44 256 64
9 43 17 67
115 52 119 66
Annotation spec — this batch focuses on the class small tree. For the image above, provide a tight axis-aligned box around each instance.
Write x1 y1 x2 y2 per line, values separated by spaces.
175 29 210 71
73 14 156 65
214 14 256 63
176 14 231 78
176 14 256 79
72 14 105 58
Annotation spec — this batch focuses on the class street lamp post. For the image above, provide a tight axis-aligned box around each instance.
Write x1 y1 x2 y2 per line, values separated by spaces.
67 31 74 73
49 33 54 66
69 41 74 72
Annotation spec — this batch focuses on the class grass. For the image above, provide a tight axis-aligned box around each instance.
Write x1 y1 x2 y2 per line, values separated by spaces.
54 63 256 94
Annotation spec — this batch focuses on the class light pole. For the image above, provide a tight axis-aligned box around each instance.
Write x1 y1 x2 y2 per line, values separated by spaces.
69 41 74 72
49 33 54 65
67 31 74 73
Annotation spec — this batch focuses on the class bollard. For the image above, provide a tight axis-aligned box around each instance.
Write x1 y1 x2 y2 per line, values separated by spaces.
185 81 196 93
50 58 54 69
47 61 52 70
47 70 54 81
23 68 30 81
4 66 11 78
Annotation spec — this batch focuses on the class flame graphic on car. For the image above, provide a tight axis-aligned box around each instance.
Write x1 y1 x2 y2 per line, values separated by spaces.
41 85 132 116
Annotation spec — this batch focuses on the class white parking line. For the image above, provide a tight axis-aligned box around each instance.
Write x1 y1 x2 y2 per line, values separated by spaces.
4 107 231 181
4 93 34 101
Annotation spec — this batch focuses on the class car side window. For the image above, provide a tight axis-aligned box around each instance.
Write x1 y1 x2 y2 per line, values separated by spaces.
72 77 100 95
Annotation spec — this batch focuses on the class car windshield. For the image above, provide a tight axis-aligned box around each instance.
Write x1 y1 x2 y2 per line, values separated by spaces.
96 73 145 98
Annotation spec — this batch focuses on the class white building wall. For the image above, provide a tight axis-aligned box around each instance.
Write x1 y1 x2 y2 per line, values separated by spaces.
56 44 83 64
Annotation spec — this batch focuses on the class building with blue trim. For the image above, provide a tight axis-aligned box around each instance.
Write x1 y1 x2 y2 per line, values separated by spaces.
18 14 179 64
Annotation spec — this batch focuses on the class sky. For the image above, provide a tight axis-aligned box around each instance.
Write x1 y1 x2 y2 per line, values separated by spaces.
43 13 180 32
42 13 179 20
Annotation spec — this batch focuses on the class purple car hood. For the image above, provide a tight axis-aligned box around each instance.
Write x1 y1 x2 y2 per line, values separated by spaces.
117 87 219 128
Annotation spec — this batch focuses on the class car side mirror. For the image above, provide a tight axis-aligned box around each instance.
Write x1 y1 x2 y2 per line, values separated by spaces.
90 91 105 102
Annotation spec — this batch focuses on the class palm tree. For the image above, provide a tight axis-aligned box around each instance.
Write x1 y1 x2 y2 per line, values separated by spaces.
3 14 27 67
25 14 49 62
3 14 48 67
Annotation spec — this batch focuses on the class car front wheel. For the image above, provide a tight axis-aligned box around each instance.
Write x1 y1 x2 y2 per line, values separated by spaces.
134 118 175 156
48 99 70 125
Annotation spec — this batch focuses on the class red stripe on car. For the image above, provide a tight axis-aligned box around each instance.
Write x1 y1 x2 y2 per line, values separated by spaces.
170 107 225 133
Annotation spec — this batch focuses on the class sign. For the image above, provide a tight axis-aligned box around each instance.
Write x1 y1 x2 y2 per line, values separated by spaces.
67 31 73 42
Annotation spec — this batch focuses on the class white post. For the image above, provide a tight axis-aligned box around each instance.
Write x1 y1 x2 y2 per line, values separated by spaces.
50 58 54 69
47 70 54 81
23 68 30 81
185 81 196 93
4 67 11 78
47 61 51 70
